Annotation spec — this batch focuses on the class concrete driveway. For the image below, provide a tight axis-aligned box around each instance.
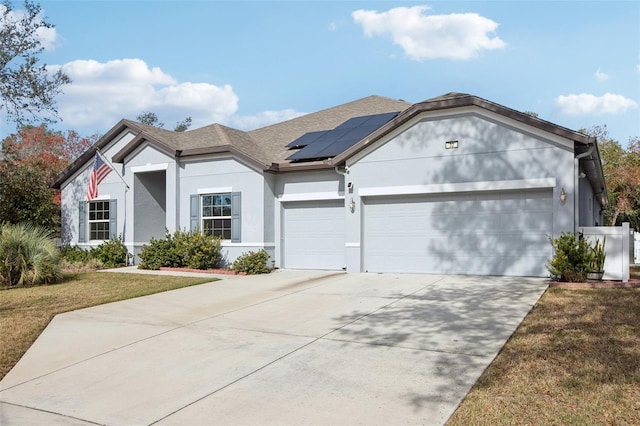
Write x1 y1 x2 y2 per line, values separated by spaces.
0 270 548 425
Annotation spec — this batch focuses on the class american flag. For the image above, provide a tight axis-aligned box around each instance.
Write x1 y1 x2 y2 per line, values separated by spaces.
86 153 112 201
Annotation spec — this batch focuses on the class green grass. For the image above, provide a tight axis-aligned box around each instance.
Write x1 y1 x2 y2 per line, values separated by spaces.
447 287 640 425
0 272 214 380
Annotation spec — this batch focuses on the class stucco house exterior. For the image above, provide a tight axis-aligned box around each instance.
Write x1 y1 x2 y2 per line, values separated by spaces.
51 93 607 277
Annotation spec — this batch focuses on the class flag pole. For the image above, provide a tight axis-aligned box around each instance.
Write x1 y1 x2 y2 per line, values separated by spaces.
95 148 130 190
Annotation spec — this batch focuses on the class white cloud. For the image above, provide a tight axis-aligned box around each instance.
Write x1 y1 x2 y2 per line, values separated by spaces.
555 93 638 115
49 58 303 133
0 3 60 51
52 59 238 130
595 68 609 81
328 21 338 31
352 5 506 60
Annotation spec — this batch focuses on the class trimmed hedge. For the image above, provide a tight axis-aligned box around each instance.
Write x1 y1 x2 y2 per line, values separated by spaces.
138 229 222 270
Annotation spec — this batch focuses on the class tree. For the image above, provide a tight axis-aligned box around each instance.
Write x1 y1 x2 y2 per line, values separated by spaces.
174 116 192 132
587 125 640 229
136 111 164 128
136 111 192 132
0 0 71 125
0 125 97 231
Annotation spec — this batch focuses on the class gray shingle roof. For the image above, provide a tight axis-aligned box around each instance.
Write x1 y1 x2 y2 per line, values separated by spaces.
249 95 412 164
52 93 601 190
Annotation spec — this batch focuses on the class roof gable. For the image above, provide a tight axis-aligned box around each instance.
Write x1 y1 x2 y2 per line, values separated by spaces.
329 93 595 166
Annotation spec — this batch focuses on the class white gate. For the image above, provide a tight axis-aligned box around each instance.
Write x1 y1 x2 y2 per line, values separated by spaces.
579 223 631 282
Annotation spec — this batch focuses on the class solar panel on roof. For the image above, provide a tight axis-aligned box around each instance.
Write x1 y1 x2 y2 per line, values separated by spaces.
286 111 399 162
314 123 382 158
286 128 353 161
285 130 328 148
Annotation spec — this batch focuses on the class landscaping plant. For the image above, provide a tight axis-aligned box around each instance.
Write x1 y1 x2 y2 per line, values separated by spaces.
232 249 271 274
0 223 61 286
547 232 593 282
138 229 222 270
588 236 606 273
89 236 128 268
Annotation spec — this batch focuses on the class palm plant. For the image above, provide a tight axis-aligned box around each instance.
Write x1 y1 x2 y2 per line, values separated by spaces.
0 223 61 286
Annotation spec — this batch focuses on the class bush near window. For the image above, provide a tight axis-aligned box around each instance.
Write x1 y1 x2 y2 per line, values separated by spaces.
61 245 93 263
138 229 222 270
547 233 594 282
90 236 128 268
61 237 128 270
0 223 62 287
232 249 271 275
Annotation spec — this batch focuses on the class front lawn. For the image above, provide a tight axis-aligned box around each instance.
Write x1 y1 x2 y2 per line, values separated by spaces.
448 287 640 425
0 272 214 380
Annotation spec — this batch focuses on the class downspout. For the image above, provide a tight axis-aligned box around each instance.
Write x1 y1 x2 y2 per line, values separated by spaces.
574 143 595 232
335 165 350 192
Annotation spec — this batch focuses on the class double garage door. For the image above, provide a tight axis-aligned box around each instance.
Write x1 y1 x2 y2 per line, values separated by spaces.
363 189 553 277
281 189 552 276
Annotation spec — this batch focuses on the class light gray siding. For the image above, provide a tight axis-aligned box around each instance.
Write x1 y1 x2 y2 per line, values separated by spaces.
179 155 268 265
345 111 576 275
59 130 135 247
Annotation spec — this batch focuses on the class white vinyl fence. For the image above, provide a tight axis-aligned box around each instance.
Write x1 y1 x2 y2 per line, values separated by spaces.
634 231 639 264
579 223 631 282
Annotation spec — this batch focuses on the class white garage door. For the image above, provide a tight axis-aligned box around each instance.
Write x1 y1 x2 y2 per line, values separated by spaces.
282 200 345 270
363 189 552 277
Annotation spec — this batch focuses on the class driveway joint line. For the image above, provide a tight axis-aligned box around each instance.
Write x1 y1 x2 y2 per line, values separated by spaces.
0 400 104 425
151 275 451 424
0 274 344 392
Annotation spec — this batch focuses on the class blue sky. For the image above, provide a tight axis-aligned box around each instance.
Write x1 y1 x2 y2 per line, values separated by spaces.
2 1 639 146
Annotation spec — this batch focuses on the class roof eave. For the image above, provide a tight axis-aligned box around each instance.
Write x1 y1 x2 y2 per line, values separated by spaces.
111 132 178 163
50 119 142 189
268 160 334 173
179 145 269 170
331 94 594 165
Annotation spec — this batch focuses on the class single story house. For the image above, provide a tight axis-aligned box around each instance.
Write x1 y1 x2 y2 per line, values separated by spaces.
52 93 607 277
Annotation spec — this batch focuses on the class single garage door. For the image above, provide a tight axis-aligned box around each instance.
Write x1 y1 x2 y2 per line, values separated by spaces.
282 200 345 270
363 189 552 277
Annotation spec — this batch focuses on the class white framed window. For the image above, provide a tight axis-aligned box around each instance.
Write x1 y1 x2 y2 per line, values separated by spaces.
201 194 232 239
88 200 111 240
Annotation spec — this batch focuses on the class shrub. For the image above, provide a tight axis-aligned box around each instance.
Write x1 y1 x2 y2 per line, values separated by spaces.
0 223 61 286
232 249 271 275
61 245 93 263
138 229 222 270
547 233 593 282
90 236 128 268
60 257 103 272
174 230 222 270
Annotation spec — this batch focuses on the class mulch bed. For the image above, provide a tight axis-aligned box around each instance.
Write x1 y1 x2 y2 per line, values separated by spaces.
549 279 640 289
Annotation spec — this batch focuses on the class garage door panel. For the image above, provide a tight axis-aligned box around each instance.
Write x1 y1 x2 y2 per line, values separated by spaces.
363 190 552 277
283 200 345 270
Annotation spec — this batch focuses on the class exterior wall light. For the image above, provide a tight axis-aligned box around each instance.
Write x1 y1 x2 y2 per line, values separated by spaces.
560 188 567 203
349 197 356 213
